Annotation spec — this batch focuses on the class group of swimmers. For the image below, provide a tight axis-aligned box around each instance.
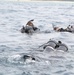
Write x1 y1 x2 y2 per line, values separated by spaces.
21 19 74 33
22 40 68 62
21 20 69 61
21 19 69 50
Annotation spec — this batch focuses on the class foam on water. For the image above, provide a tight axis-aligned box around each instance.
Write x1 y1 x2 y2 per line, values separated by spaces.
0 1 74 75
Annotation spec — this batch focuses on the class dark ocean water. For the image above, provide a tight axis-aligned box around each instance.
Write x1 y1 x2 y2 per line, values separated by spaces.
0 1 74 75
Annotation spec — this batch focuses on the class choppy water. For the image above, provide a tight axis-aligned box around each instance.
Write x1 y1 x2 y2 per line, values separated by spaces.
0 1 74 75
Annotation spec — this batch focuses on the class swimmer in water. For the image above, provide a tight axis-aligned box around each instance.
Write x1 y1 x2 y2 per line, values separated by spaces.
22 55 35 61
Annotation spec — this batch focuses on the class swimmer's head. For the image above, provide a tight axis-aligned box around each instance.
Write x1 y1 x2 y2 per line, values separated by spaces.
30 19 34 21
58 41 62 44
32 57 35 60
